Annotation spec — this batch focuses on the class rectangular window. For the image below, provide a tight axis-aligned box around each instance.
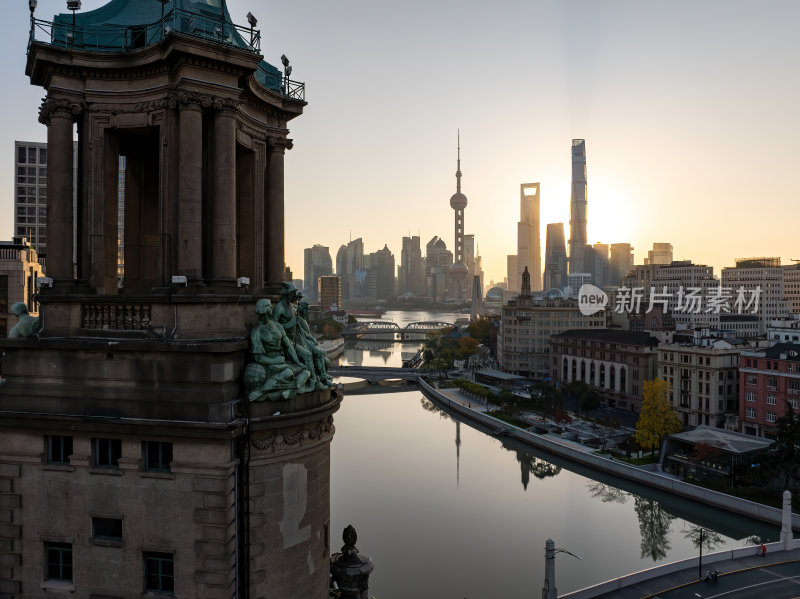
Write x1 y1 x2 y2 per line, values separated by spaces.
46 435 73 465
28 148 37 164
93 438 122 468
144 552 174 593
92 517 122 540
144 441 173 472
768 377 777 389
39 147 47 164
790 399 799 409
745 391 756 402
767 395 776 405
746 407 756 418
746 375 757 385
18 146 26 163
767 411 777 422
45 542 72 581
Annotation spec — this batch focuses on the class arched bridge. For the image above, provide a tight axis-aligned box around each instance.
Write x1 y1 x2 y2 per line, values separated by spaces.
329 365 423 385
342 320 455 339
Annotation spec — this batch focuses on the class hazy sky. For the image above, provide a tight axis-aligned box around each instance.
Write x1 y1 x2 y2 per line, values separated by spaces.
3 0 799 285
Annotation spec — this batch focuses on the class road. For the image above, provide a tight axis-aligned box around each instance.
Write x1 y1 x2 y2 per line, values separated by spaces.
654 561 800 599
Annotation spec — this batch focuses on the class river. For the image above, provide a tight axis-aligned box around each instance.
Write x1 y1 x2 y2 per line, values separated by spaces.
329 312 777 598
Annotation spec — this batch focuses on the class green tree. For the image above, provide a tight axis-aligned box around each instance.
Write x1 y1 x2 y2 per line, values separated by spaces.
531 382 563 417
466 315 492 345
764 401 800 493
635 379 681 456
579 387 602 418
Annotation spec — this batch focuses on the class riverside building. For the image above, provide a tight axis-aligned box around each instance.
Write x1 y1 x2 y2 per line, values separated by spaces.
497 268 607 379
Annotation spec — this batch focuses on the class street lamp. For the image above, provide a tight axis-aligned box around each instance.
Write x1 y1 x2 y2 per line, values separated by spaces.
29 0 37 42
281 54 292 95
542 538 582 599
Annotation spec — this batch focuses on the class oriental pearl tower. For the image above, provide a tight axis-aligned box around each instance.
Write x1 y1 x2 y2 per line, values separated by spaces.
448 131 469 300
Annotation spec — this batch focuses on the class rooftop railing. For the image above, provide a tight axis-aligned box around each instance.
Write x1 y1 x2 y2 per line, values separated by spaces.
28 7 304 101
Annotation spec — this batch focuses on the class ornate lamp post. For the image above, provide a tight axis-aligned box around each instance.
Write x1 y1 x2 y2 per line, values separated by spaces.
542 538 582 599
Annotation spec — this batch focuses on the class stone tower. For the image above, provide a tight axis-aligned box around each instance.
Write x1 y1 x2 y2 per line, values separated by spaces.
1 2 339 597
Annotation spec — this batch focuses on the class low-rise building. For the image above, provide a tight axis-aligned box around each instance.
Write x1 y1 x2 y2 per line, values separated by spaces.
498 269 607 379
0 237 44 337
550 329 659 414
737 342 800 438
658 334 746 429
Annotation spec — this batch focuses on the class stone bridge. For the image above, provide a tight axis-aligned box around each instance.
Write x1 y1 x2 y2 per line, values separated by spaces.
328 365 423 385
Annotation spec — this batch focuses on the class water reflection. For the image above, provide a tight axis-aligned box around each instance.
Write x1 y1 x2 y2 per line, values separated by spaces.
635 497 676 560
587 482 629 504
514 449 562 490
419 397 449 420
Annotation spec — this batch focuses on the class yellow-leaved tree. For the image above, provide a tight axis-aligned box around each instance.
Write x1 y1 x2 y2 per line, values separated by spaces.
635 379 682 456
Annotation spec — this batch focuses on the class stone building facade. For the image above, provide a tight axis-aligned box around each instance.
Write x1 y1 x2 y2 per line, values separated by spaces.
497 271 608 379
1 2 338 598
657 335 745 428
550 329 659 414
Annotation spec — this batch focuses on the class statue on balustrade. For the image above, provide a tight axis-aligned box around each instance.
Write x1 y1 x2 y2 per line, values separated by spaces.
244 298 314 402
8 302 40 339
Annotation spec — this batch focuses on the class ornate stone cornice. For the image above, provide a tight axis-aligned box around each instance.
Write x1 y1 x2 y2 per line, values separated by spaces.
38 98 83 125
267 136 294 153
251 415 333 452
88 97 175 115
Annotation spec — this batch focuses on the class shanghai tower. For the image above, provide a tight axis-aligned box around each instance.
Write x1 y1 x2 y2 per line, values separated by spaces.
568 139 587 274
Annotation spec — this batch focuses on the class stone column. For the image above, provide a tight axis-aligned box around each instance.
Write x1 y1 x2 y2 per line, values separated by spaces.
266 136 292 284
178 100 204 283
41 99 79 283
211 101 238 283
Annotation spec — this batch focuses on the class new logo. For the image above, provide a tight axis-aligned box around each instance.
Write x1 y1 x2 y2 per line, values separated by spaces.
578 284 608 316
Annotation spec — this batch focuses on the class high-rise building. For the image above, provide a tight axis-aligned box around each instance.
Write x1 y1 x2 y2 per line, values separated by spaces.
318 275 342 310
448 133 469 300
652 261 720 330
585 242 609 288
782 263 800 314
304 244 333 301
645 243 673 266
14 141 78 260
516 183 542 291
721 257 789 335
336 237 364 301
398 235 425 297
609 243 634 286
426 236 453 302
542 223 567 291
568 139 587 275
507 254 519 293
364 245 395 301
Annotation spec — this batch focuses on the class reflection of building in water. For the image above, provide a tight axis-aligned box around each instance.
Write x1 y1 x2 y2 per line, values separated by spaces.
2 2 339 597
456 421 461 487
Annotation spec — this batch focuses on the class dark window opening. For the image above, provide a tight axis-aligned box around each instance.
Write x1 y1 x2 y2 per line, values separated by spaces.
94 438 122 468
93 517 123 540
46 435 73 465
45 542 72 581
144 442 173 472
144 551 174 593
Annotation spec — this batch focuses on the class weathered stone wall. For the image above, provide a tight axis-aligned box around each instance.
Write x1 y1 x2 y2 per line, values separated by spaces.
0 428 237 598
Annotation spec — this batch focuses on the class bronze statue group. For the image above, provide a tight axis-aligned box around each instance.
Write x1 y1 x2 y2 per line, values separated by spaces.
244 282 334 402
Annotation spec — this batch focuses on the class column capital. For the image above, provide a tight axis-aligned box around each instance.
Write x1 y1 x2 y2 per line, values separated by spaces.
213 97 241 116
268 136 294 153
39 98 83 125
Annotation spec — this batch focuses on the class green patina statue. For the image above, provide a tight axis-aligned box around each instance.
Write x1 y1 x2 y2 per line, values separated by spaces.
297 301 333 386
244 298 313 402
272 282 322 389
8 302 40 339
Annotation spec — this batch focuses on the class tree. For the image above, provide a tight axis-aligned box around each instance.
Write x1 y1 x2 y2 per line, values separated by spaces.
764 401 800 493
635 379 681 456
683 525 724 579
466 315 492 345
579 387 602 418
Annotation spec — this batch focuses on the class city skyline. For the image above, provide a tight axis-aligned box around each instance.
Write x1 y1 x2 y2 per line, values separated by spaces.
1 1 798 285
